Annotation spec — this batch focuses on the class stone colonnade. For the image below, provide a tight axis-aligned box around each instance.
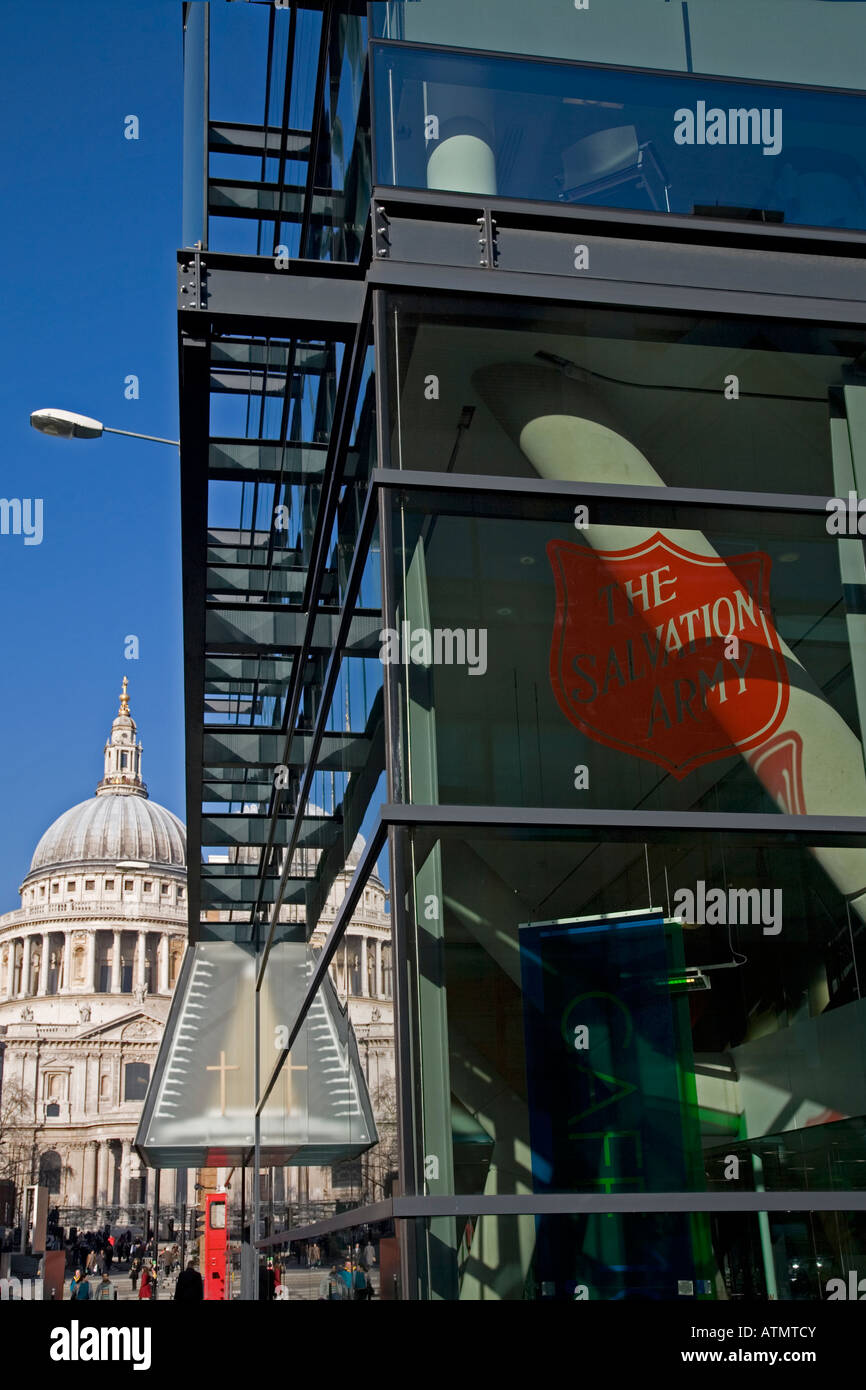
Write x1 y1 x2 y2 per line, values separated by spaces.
0 928 182 999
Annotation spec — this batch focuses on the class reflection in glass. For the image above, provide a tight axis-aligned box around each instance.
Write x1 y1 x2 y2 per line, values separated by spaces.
412 1210 866 1301
372 0 866 94
396 825 866 1295
373 44 866 231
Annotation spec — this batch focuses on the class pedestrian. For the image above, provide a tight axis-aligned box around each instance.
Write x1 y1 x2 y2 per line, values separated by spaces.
363 1241 376 1269
353 1262 369 1301
318 1264 346 1300
174 1259 204 1301
336 1258 354 1298
69 1269 91 1301
130 1255 141 1291
94 1273 115 1302
103 1243 113 1272
138 1264 153 1300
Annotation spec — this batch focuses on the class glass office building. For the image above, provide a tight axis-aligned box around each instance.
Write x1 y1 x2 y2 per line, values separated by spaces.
156 0 866 1299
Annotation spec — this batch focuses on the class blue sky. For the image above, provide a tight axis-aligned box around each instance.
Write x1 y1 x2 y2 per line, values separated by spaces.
0 1 185 906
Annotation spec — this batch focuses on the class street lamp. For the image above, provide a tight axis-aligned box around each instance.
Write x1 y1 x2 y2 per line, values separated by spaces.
30 408 179 447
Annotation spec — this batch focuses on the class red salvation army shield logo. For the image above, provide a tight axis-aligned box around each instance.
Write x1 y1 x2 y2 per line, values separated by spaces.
548 533 790 780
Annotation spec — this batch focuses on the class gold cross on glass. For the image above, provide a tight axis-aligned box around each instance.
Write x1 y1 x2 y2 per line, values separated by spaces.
206 1050 240 1116
284 1052 308 1115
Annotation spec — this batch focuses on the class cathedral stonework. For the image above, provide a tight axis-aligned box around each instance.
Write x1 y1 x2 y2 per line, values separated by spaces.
0 681 187 1227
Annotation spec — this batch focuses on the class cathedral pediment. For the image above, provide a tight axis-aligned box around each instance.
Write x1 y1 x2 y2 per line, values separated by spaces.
76 1010 163 1043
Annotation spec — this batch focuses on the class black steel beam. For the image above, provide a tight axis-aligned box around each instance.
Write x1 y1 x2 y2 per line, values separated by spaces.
178 331 211 942
177 250 364 334
368 187 866 321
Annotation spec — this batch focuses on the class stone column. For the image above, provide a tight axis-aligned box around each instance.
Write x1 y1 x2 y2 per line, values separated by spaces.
61 931 72 991
82 1140 98 1210
375 938 382 998
136 931 147 990
19 935 32 997
85 931 97 993
119 1138 132 1217
110 930 122 993
37 934 50 995
157 934 169 994
360 935 368 997
110 1142 122 1210
96 1140 110 1210
2 942 13 998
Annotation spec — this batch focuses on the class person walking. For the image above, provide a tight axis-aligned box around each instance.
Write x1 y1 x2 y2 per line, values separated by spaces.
138 1264 153 1300
94 1274 115 1301
318 1264 347 1300
336 1258 355 1299
174 1259 204 1301
352 1262 370 1301
69 1269 91 1301
130 1254 141 1291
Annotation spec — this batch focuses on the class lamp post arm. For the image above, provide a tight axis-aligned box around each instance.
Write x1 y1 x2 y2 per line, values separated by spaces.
103 427 180 447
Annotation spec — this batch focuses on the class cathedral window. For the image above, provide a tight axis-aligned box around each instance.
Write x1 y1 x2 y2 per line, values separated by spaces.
72 946 85 983
105 879 115 891
51 882 58 894
44 1074 67 1116
66 881 75 891
38 1150 62 1193
85 880 95 891
39 885 45 898
124 879 134 891
178 887 185 900
143 880 152 892
161 883 170 895
124 1062 150 1101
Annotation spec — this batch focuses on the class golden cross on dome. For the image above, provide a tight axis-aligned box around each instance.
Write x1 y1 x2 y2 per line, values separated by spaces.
119 676 130 716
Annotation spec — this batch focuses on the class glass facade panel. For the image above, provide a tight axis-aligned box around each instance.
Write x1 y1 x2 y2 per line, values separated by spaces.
396 826 866 1206
205 2 370 261
372 43 866 230
386 495 866 820
372 0 866 93
182 1 207 249
264 1219 399 1300
385 296 866 496
410 1210 866 1301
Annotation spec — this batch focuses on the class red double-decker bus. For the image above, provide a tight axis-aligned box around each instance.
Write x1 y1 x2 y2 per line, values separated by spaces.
203 1193 227 1300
